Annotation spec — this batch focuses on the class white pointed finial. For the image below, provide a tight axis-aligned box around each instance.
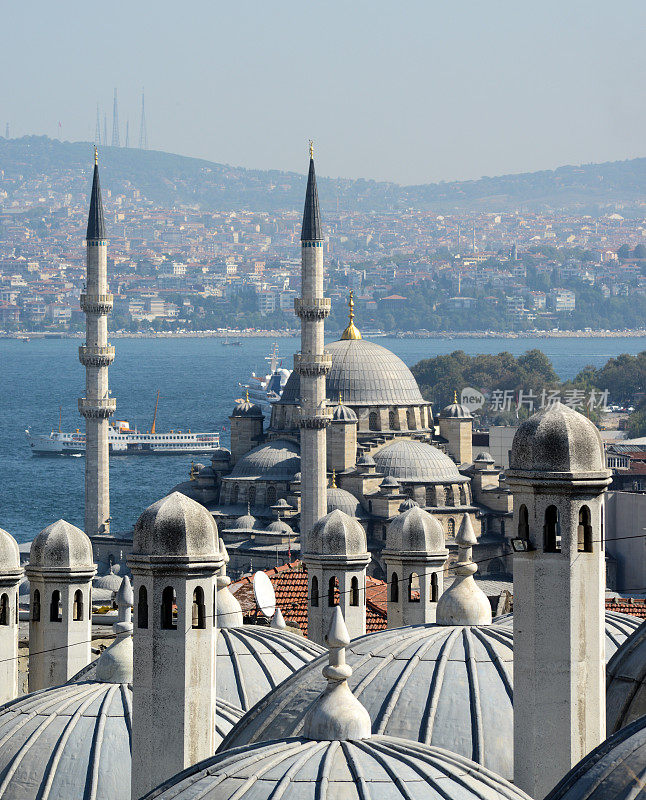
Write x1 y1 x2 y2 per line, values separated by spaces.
95 575 134 683
302 606 371 741
115 575 133 633
435 513 492 626
216 538 243 628
270 607 286 629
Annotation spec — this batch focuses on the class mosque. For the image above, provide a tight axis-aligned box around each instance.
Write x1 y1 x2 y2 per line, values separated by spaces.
0 148 643 800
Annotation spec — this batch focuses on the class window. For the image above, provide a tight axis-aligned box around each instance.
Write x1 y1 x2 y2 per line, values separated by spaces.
72 589 83 621
231 484 239 504
0 594 8 626
369 412 379 431
431 573 439 603
544 505 561 552
518 504 529 540
50 590 62 622
407 409 416 430
266 486 277 506
425 487 435 507
248 486 256 506
389 410 398 430
311 576 319 607
391 572 399 603
192 586 206 629
161 586 178 630
444 487 453 506
350 576 360 607
328 576 338 607
32 589 40 622
138 586 148 629
578 506 593 553
408 573 420 603
459 486 467 505
447 518 455 536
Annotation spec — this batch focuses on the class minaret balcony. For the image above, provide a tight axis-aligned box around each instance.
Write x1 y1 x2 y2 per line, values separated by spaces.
294 352 332 376
80 293 113 314
299 407 332 429
78 397 116 418
78 345 115 367
294 297 331 320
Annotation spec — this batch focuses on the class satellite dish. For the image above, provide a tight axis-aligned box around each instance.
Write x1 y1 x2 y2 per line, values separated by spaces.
253 571 276 619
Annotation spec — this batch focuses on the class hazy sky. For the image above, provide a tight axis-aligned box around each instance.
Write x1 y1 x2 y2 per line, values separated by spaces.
3 0 646 184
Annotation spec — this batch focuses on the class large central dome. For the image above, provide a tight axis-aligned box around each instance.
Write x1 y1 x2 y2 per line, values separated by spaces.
280 339 425 406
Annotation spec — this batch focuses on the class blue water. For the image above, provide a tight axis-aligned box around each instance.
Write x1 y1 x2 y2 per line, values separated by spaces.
2 334 645 544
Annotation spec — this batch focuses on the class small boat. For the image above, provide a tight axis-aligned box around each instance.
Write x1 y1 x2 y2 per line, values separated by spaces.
221 338 243 346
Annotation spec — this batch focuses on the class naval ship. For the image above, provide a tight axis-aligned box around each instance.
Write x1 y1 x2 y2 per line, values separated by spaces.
26 393 221 456
238 343 292 405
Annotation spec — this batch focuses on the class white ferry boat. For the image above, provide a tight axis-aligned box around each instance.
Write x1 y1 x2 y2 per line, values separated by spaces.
26 395 221 456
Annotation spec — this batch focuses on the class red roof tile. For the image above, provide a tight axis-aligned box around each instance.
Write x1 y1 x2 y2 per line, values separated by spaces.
606 597 646 620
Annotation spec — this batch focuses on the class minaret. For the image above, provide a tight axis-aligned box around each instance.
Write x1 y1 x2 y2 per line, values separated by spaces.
295 142 331 542
506 403 611 799
79 148 115 537
0 527 22 703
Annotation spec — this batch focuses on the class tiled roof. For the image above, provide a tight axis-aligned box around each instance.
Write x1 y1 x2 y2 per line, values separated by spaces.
231 561 387 637
606 597 646 619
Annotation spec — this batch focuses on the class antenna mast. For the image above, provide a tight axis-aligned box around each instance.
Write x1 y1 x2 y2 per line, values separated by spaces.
103 113 108 148
138 89 148 149
111 88 120 147
95 104 101 144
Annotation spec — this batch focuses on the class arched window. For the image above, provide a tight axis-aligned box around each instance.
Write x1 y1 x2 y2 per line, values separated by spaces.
431 572 439 603
444 487 453 506
350 576 360 607
447 518 455 536
518 504 529 540
231 484 239 505
0 594 9 626
425 486 435 507
403 485 414 499
248 485 256 507
408 573 420 603
72 589 83 621
311 575 319 607
369 412 379 431
389 410 397 430
266 486 277 506
328 576 338 607
32 589 40 622
544 505 561 552
192 586 206 629
459 486 467 505
138 586 148 629
391 572 399 603
407 409 416 430
50 590 62 622
161 586 177 630
578 505 593 553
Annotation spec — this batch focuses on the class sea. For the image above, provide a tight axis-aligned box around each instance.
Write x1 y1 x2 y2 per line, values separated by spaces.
2 334 645 545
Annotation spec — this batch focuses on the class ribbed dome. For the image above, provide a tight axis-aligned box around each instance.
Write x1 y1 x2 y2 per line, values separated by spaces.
331 402 358 422
148 736 530 800
442 401 473 418
227 513 260 531
29 519 93 570
219 624 516 780
607 619 646 734
280 339 425 407
385 506 446 553
133 492 220 558
374 439 463 483
494 611 641 662
544 713 646 800
93 566 122 592
217 626 325 712
305 509 368 559
231 397 263 418
327 487 365 517
0 527 20 573
228 439 300 480
265 519 294 535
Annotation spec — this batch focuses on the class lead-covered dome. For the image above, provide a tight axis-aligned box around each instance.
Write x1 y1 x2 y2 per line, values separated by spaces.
544 713 646 800
374 439 463 483
217 626 325 711
606 619 646 734
280 339 425 407
228 439 300 480
0 527 20 574
510 402 606 473
219 623 516 780
442 400 473 418
231 396 263 418
148 736 530 800
29 519 93 570
133 492 220 557
327 487 365 518
385 506 446 553
304 509 368 559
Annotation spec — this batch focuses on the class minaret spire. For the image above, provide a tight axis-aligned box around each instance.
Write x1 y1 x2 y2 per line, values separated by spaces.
86 148 106 240
301 143 322 242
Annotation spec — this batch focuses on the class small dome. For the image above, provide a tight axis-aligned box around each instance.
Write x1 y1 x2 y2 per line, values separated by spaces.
265 519 294 535
399 497 418 511
0 527 20 574
380 475 400 489
442 401 473 418
544 714 646 800
29 519 93 571
494 610 641 664
475 451 495 464
133 492 220 558
304 509 368 559
327 487 365 518
331 402 357 422
291 471 302 483
228 439 300 481
607 618 646 734
231 396 263 418
217 626 324 712
219 623 516 779
197 465 216 479
228 513 259 531
93 566 122 592
374 439 463 483
510 402 606 474
154 736 530 800
385 507 446 554
356 454 375 467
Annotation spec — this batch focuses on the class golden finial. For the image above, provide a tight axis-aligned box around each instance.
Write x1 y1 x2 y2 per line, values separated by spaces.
338 392 343 404
245 388 249 403
309 139 314 160
94 145 98 166
340 290 362 340
331 469 337 489
454 390 458 404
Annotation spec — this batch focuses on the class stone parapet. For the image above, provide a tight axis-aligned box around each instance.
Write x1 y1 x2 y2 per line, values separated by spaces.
294 297 331 320
78 397 116 418
78 344 115 367
299 410 332 430
80 292 113 313
294 351 332 376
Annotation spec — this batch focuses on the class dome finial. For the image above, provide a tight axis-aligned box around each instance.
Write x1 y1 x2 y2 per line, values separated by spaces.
94 145 98 166
95 575 134 683
330 468 337 489
245 388 249 403
435 513 492 626
216 538 243 628
309 139 314 160
454 390 458 404
302 606 371 741
340 291 362 340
